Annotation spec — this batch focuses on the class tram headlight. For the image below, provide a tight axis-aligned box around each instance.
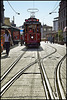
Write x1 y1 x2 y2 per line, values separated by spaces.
31 36 34 39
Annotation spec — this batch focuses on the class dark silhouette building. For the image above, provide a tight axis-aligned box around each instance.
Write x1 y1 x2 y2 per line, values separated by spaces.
1 1 4 25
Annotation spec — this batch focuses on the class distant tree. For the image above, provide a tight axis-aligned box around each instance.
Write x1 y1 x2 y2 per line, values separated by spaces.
54 33 58 42
58 29 63 41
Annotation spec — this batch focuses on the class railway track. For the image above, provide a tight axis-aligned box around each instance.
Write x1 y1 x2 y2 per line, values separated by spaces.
37 51 54 99
1 45 56 82
1 45 66 99
37 45 66 99
1 50 27 81
1 45 57 97
55 54 66 99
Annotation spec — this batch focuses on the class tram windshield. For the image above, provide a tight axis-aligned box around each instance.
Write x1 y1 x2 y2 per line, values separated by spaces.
28 25 36 33
25 24 40 33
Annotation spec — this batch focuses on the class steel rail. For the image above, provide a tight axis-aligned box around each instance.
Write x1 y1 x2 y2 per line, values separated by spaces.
38 58 50 99
1 50 27 81
1 45 57 97
41 45 57 60
0 60 37 96
55 54 66 99
37 51 54 99
1 44 56 81
41 63 54 99
42 80 49 99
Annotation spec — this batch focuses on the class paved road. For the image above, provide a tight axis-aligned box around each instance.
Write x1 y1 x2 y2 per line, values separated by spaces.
39 42 66 95
1 42 66 99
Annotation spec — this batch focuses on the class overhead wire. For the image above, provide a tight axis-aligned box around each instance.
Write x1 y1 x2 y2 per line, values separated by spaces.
50 1 60 13
7 0 20 15
52 5 59 12
33 0 35 9
51 1 59 11
43 1 60 24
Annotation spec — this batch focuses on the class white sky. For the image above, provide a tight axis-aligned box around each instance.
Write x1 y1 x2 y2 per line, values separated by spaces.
4 1 60 27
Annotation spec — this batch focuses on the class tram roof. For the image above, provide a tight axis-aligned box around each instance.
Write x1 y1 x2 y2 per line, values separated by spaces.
24 17 41 25
24 21 41 25
1 24 21 30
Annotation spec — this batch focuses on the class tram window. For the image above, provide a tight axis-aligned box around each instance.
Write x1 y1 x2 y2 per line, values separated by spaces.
37 25 40 33
33 25 36 33
28 25 37 33
37 28 39 33
29 28 32 32
28 25 32 32
28 25 32 28
25 25 27 32
37 25 39 33
33 28 35 33
26 25 27 32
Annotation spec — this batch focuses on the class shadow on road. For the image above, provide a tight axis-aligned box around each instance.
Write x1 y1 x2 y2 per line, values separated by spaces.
21 46 43 51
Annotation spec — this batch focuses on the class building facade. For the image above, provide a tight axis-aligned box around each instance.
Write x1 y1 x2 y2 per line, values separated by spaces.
58 0 67 42
4 17 11 26
58 0 67 30
41 25 43 38
43 24 53 38
43 24 56 41
53 17 59 32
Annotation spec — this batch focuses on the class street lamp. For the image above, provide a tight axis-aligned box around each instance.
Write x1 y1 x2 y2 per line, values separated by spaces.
7 1 20 15
17 13 20 15
49 12 57 14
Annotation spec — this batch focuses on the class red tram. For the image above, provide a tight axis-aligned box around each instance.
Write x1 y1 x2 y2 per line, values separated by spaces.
13 30 20 44
24 17 41 47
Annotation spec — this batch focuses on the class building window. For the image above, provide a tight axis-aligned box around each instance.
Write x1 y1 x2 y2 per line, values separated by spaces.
44 28 46 31
48 28 51 31
63 21 65 29
59 22 60 29
64 9 65 17
61 22 62 29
